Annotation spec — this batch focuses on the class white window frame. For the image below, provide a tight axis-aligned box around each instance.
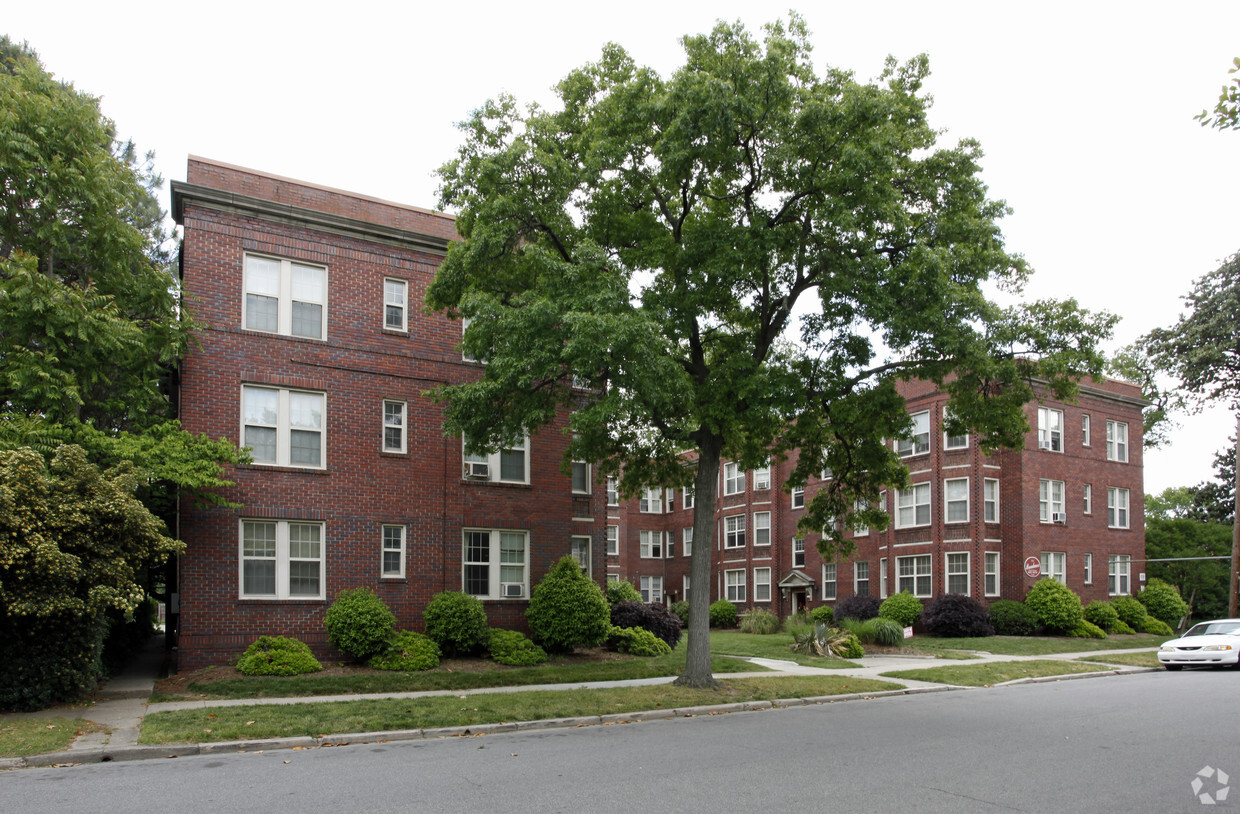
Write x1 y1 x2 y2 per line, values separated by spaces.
683 527 693 557
879 557 889 598
1040 551 1066 584
240 519 324 599
683 486 695 510
793 537 805 569
984 551 999 597
896 482 931 528
724 514 746 548
946 552 969 595
943 406 968 450
1108 554 1131 596
1106 420 1129 463
1039 479 1065 523
382 399 406 453
571 535 591 576
854 561 870 597
897 411 931 457
945 477 969 524
463 528 528 599
754 462 771 491
897 554 932 598
606 524 619 556
791 485 805 509
639 530 664 559
683 574 691 602
381 524 405 578
853 499 869 536
1082 414 1091 447
241 385 326 469
725 569 746 603
1108 487 1130 529
754 567 772 602
753 511 771 546
383 277 408 332
606 476 619 507
723 462 744 496
463 436 530 484
639 487 664 514
822 562 837 600
1084 483 1093 514
1084 552 1093 585
983 478 999 523
1038 407 1064 452
571 455 591 495
641 575 664 604
243 254 327 340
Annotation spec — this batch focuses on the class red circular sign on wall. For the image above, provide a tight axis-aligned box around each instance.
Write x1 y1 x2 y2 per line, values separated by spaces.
1024 556 1041 578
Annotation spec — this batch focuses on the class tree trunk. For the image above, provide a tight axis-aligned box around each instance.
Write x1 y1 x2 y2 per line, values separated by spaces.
674 435 722 689
1230 412 1239 618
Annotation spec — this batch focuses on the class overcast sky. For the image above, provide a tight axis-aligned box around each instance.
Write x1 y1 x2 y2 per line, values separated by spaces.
8 1 1239 495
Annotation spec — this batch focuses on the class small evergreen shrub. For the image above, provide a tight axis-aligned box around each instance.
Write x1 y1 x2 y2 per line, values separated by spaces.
1084 600 1120 633
236 636 322 676
988 600 1038 636
810 605 835 625
1024 578 1083 633
1110 596 1148 630
526 556 610 652
834 594 882 622
1112 619 1136 635
669 600 690 626
834 631 865 659
739 608 781 635
607 625 672 657
1141 616 1175 636
424 591 490 657
324 587 396 662
1067 619 1107 639
610 600 683 649
1138 579 1189 629
605 579 643 606
923 594 994 638
710 599 739 629
879 592 923 627
487 629 548 666
369 631 440 671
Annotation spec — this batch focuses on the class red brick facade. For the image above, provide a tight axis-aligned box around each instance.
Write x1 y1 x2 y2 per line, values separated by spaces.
172 158 601 670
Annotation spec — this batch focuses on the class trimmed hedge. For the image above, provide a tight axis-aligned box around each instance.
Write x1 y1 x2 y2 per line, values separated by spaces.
369 631 441 671
879 592 923 627
835 594 882 622
1024 579 1083 633
605 579 643 605
1138 579 1189 629
1084 600 1120 633
237 636 322 676
1068 619 1107 639
810 605 835 625
710 599 738 629
424 591 490 657
487 629 548 666
610 601 683 649
1141 616 1175 636
607 626 672 657
324 588 396 662
988 600 1038 636
923 594 994 638
1110 596 1148 631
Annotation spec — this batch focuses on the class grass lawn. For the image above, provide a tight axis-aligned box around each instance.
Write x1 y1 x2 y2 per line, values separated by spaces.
910 633 1162 657
881 659 1107 686
0 718 104 758
139 675 901 745
1079 651 1161 668
708 630 858 668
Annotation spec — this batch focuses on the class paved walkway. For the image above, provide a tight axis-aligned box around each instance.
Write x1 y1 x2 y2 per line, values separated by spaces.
0 637 1158 770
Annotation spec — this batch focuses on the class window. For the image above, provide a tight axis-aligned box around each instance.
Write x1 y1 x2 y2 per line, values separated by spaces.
243 254 326 339
641 575 664 604
793 537 805 568
983 478 999 523
897 411 931 456
242 386 325 468
384 278 407 331
896 483 931 528
683 486 695 510
381 525 405 578
984 552 999 596
1082 414 1091 446
571 450 591 494
1108 487 1130 529
754 462 771 490
463 436 529 484
791 485 805 509
606 477 619 507
946 552 969 595
753 511 771 546
639 487 663 514
665 531 674 558
822 563 837 600
754 567 772 602
607 574 620 584
854 561 870 597
723 462 744 495
383 400 406 453
639 530 663 558
1108 554 1131 596
240 519 324 599
853 499 869 536
683 527 693 557
1040 551 1066 584
1084 552 1093 585
571 536 591 575
1038 407 1063 452
879 557 888 598
1084 483 1093 514
897 554 932 597
724 569 746 602
945 478 969 523
463 529 527 599
460 316 479 362
606 525 619 556
1106 421 1129 463
683 574 691 602
1039 479 1065 522
944 406 968 450
724 514 746 548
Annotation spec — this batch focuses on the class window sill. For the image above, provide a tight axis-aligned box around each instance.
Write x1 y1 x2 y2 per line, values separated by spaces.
382 327 409 336
379 450 409 457
461 479 532 488
237 597 327 604
239 464 330 476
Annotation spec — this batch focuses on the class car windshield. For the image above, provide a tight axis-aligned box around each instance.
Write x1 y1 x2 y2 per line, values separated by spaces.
1183 622 1240 637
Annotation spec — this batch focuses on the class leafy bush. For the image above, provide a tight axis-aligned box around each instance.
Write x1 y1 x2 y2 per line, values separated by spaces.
1023 579 1083 633
789 625 863 658
710 599 739 629
324 587 396 662
669 600 690 626
739 608 781 635
610 600 684 649
810 605 835 625
605 579 643 606
526 556 610 652
607 626 672 657
368 631 440 671
879 592 923 627
1141 616 1174 636
1083 600 1120 633
236 636 322 676
1110 596 1148 630
1067 619 1107 639
839 616 903 646
1138 578 1189 629
834 631 865 659
1112 620 1136 635
923 594 994 638
424 591 490 657
988 600 1038 636
487 629 548 666
834 594 881 622
0 614 109 711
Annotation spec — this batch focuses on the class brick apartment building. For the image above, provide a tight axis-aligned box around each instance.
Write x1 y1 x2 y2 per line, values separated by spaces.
608 377 1148 616
170 158 602 670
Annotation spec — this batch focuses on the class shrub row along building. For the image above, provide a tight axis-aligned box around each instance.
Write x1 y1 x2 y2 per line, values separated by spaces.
171 158 1147 670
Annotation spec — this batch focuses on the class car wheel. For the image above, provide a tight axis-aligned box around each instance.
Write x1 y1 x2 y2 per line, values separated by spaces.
1164 664 1182 671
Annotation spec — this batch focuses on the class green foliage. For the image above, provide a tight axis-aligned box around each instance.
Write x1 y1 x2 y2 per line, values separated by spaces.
789 624 863 659
669 600 690 626
606 626 672 657
835 594 882 622
1110 595 1148 630
879 592 923 627
605 579 643 605
1140 616 1174 636
839 616 903 646
1067 620 1107 639
739 609 781 635
323 588 396 662
525 556 610 653
369 631 441 672
0 614 108 711
236 636 322 676
922 594 994 638
988 599 1038 636
809 606 835 625
1023 579 1084 633
1138 578 1189 629
1112 619 1136 635
487 629 548 666
709 600 739 629
1083 601 1120 633
834 632 865 659
609 601 683 649
1195 56 1240 131
424 591 491 657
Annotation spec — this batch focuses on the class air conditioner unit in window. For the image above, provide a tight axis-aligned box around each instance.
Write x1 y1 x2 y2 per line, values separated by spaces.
1038 440 1053 450
464 461 490 479
1052 512 1067 524
501 583 524 598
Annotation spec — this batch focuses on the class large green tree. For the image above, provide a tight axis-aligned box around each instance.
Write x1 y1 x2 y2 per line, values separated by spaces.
1197 56 1240 131
427 17 1114 687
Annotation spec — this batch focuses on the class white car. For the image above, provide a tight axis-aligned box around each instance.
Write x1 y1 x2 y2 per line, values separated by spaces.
1158 619 1240 670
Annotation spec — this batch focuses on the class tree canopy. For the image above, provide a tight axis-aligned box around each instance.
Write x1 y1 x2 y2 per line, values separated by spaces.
427 17 1114 686
1197 56 1240 131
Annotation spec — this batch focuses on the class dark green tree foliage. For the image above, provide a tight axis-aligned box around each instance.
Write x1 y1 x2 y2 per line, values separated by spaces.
525 556 610 652
609 600 683 648
1144 515 1232 621
323 587 396 662
1107 344 1183 448
987 600 1037 636
1137 578 1190 629
1196 57 1240 131
427 17 1113 686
